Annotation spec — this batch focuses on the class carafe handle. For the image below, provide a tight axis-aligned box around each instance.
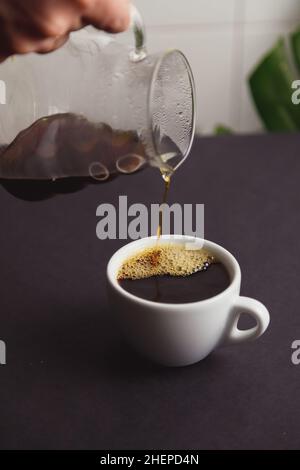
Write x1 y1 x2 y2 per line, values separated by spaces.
129 4 147 62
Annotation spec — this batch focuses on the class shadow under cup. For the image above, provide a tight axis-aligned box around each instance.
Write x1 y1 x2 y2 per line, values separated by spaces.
106 236 269 367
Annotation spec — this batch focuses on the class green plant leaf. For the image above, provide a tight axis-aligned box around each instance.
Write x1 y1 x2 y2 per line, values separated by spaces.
291 28 300 73
214 125 234 135
248 38 300 131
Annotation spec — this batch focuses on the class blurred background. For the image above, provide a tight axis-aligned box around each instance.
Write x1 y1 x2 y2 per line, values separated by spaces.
134 0 300 134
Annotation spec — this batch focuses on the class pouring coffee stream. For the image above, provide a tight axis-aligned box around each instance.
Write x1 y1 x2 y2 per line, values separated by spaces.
157 171 172 239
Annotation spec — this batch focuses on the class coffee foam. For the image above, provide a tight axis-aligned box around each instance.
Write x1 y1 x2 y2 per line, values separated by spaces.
117 244 215 280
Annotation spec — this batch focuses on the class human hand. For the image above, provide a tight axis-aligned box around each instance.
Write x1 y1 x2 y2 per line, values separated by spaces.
0 0 130 61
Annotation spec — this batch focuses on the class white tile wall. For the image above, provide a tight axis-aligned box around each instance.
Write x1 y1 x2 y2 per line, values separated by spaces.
134 0 300 134
245 0 300 23
134 0 236 26
144 28 235 134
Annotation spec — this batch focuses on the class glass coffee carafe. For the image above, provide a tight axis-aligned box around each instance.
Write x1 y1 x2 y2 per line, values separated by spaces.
0 5 195 183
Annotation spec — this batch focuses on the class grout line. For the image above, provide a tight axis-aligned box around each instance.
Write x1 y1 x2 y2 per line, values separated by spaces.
145 19 300 33
228 0 246 132
236 0 247 132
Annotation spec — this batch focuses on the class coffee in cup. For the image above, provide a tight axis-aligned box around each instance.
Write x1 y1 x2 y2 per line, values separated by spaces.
118 244 230 304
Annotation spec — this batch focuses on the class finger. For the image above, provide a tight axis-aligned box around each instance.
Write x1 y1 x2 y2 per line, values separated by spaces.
83 0 130 33
6 1 82 41
0 29 39 55
35 34 70 54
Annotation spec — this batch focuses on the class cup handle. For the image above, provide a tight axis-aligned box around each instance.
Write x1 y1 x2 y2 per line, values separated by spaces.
226 297 270 345
129 4 147 62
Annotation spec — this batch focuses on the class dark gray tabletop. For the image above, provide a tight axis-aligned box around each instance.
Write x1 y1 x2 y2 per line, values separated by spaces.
0 133 299 450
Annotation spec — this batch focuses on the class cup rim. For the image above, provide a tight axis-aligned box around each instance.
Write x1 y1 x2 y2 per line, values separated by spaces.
107 235 241 308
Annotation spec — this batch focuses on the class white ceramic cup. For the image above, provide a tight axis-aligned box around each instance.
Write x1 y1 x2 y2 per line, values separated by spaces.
106 236 270 367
